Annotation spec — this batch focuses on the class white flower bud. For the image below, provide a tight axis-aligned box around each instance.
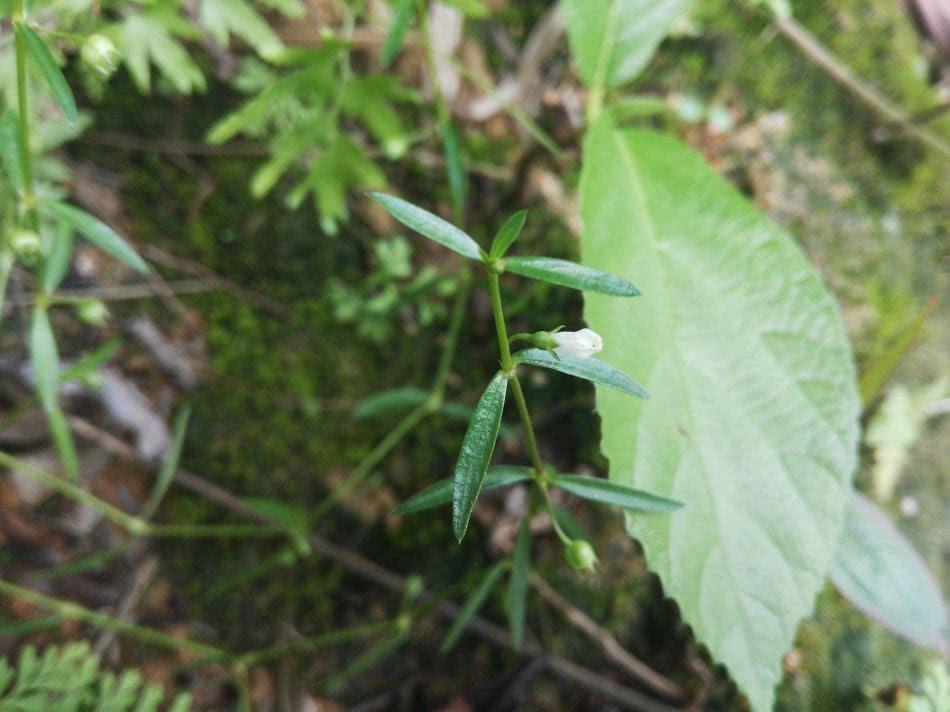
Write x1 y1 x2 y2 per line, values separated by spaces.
76 298 108 326
81 34 119 77
552 328 603 360
12 230 42 265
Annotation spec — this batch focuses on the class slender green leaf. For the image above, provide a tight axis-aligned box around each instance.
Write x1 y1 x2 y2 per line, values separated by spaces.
395 465 532 515
142 408 190 520
30 307 59 411
368 193 481 261
324 627 409 691
441 563 506 652
380 0 415 68
16 22 78 122
562 0 688 88
40 202 148 273
514 348 648 398
441 0 489 17
441 117 467 216
504 256 638 296
489 210 527 259
506 518 531 650
353 387 428 420
452 372 508 541
61 338 122 382
580 118 860 711
0 111 23 189
553 474 681 513
41 222 74 293
47 406 79 480
831 492 947 654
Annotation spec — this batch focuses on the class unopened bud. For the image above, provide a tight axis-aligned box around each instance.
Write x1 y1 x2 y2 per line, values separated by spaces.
563 539 598 573
81 34 119 77
76 298 108 326
552 328 603 360
12 230 42 265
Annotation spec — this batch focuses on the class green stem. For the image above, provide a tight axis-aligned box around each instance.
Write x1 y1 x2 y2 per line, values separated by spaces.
431 267 471 396
0 449 147 533
541 487 571 545
234 620 396 667
12 0 38 232
486 271 544 475
311 402 429 523
0 578 223 659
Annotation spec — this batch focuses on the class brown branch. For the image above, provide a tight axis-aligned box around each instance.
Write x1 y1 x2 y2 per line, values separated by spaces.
65 416 679 711
531 573 683 701
773 14 950 159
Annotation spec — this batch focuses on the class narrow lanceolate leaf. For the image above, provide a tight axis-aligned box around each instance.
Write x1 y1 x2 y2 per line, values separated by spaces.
581 118 860 711
441 117 467 217
142 408 191 520
562 0 689 89
441 563 506 652
489 210 527 259
47 406 79 480
61 338 121 382
506 519 531 650
0 111 24 189
30 307 60 412
381 0 416 68
40 203 148 273
504 256 638 296
452 373 509 541
41 222 74 293
396 465 532 515
553 474 681 513
353 387 428 420
15 23 78 122
831 492 947 655
368 192 481 261
514 348 648 398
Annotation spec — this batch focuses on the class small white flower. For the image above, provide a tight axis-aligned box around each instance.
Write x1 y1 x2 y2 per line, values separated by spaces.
552 328 603 360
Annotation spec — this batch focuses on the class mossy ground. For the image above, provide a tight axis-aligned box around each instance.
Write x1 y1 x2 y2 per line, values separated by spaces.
68 0 947 706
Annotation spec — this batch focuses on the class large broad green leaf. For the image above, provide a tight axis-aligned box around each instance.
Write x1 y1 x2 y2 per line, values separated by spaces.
580 118 860 711
562 0 689 89
831 492 947 654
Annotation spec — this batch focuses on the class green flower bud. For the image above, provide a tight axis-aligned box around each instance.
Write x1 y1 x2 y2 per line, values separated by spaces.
563 539 598 573
530 330 559 351
81 34 119 77
76 298 108 326
11 230 42 265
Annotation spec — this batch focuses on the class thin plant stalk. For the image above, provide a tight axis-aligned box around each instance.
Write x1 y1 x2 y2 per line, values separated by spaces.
12 0 38 232
0 578 223 659
486 271 544 476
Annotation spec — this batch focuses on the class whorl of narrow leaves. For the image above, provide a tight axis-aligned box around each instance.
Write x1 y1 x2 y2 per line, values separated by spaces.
552 474 682 513
489 210 527 259
368 193 481 260
440 563 506 652
452 372 508 541
15 22 78 123
514 348 649 398
395 466 532 515
503 256 639 297
40 202 148 273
